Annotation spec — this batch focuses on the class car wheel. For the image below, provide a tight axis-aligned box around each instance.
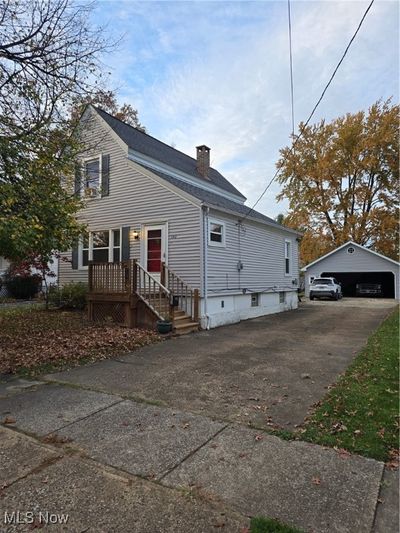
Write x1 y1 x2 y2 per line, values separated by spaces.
310 293 314 301
334 292 339 301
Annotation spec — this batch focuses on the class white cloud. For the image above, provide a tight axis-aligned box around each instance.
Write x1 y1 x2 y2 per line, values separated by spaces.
96 0 399 218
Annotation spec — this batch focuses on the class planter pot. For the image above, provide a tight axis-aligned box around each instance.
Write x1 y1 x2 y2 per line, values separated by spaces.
157 320 172 334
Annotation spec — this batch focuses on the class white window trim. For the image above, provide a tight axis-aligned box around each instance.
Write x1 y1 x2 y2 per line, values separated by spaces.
78 228 121 270
208 218 226 247
81 154 102 199
284 239 292 276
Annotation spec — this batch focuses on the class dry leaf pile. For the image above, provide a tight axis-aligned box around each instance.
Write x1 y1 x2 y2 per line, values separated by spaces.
0 309 160 374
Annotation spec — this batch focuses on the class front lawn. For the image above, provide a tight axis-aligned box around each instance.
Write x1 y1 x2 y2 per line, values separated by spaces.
300 307 399 462
0 306 160 376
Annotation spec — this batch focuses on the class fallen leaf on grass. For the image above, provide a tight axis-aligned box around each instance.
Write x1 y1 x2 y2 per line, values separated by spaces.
386 449 399 470
3 416 16 425
312 477 321 485
254 435 263 441
336 448 351 459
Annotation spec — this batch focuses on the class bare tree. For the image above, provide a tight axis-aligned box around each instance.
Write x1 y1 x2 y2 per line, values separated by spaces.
0 0 112 138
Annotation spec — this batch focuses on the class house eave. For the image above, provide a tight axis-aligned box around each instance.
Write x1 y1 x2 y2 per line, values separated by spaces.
204 203 303 236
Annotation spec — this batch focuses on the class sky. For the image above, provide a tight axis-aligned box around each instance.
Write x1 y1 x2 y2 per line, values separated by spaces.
92 0 399 219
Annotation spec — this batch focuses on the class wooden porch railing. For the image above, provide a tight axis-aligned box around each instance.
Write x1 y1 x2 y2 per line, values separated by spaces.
133 261 172 321
88 261 131 294
88 260 199 324
161 262 199 323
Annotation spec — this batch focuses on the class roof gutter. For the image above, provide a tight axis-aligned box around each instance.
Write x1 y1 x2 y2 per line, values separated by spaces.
202 202 303 237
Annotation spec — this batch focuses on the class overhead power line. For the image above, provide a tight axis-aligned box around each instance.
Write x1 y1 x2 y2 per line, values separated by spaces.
287 0 295 138
241 0 375 223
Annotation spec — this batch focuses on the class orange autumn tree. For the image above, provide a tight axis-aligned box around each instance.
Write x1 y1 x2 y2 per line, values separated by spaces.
277 100 399 266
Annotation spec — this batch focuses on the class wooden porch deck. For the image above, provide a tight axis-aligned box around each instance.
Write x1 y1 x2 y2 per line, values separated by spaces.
88 260 200 334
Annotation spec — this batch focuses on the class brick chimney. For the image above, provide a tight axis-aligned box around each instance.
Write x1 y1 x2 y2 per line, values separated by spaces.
196 145 210 179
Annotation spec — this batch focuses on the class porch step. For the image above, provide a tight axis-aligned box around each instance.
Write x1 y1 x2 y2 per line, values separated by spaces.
173 315 194 325
173 321 200 335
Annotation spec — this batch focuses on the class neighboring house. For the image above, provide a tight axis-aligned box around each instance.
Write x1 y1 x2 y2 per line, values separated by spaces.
59 105 301 329
0 256 58 296
302 241 400 300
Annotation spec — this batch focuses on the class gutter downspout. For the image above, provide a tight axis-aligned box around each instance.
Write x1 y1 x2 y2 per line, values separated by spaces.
202 205 210 329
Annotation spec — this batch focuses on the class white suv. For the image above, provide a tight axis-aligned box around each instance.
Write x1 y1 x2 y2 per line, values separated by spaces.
310 277 342 301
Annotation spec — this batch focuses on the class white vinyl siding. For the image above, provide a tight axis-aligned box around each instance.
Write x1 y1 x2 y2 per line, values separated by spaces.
59 110 202 288
206 209 299 294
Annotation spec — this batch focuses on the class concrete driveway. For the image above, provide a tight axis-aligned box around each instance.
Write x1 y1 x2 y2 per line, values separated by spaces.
44 300 395 430
1 300 397 532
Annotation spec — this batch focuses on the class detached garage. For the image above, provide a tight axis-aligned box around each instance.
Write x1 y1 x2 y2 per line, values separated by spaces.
303 241 400 300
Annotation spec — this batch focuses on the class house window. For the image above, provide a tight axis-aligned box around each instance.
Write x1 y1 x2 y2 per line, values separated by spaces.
81 235 90 267
209 219 225 247
251 293 259 307
79 229 121 268
83 156 101 196
92 231 110 262
112 229 121 262
285 240 291 275
279 291 285 303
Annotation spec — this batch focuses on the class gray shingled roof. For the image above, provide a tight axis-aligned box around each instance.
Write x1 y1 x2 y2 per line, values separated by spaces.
139 164 298 233
95 107 245 199
94 106 300 235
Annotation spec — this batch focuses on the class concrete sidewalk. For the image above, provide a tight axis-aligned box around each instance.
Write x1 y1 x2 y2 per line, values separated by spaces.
0 381 391 532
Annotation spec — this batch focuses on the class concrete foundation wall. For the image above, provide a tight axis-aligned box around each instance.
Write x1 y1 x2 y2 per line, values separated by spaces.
200 290 298 329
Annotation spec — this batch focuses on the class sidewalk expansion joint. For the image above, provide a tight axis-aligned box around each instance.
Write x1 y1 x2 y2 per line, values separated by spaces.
158 423 230 483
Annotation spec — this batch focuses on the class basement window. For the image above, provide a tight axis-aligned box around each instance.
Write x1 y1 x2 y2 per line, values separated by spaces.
208 219 225 247
279 291 286 303
251 293 259 307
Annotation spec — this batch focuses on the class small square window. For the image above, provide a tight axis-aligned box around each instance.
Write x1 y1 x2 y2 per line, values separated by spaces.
279 292 285 303
208 219 225 247
251 293 259 307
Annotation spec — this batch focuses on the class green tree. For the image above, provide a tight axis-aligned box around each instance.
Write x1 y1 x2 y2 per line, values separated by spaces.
277 100 399 264
0 0 111 269
0 131 86 262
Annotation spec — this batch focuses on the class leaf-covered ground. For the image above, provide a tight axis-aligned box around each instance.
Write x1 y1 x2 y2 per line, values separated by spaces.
299 307 399 462
0 306 161 376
